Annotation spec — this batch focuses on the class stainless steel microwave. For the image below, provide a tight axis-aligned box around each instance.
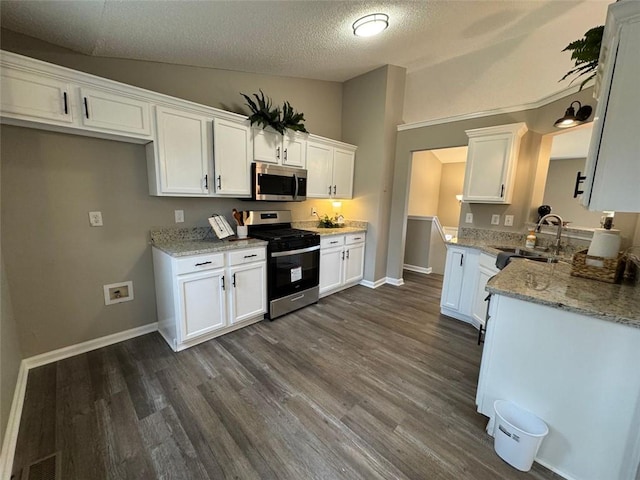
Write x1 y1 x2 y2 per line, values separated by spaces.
252 163 307 201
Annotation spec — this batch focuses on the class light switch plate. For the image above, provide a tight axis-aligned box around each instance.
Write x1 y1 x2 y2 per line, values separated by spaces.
465 213 473 224
175 210 184 223
491 214 500 225
504 215 514 226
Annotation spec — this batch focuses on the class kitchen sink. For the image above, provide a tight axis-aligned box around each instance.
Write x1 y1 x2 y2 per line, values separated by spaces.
491 246 557 263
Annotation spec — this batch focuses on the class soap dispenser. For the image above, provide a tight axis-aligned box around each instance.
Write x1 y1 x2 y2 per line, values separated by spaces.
525 230 536 249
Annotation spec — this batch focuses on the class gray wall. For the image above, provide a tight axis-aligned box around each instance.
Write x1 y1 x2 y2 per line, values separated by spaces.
0 29 343 140
342 65 406 283
386 88 598 280
1 167 23 447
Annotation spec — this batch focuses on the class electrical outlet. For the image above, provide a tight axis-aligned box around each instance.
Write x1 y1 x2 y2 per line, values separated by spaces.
88 211 103 227
465 213 473 224
103 281 134 305
175 210 184 223
491 214 500 225
504 215 514 227
311 207 317 216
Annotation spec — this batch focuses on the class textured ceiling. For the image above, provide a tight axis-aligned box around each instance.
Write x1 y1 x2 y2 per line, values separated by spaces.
0 0 610 124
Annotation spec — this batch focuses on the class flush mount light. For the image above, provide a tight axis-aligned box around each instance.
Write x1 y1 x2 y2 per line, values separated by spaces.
554 100 593 128
353 13 389 37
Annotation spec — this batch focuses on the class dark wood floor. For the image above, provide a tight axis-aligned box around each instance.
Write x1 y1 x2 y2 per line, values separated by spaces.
13 272 562 479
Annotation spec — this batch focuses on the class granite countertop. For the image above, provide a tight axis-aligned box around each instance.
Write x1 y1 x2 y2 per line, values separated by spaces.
301 226 367 236
487 259 640 328
153 238 268 257
150 226 267 257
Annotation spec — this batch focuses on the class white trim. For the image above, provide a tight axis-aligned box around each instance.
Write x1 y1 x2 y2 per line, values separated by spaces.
0 362 28 480
385 277 405 287
0 322 158 479
403 265 433 275
359 278 387 289
24 323 158 369
397 84 585 131
534 458 579 480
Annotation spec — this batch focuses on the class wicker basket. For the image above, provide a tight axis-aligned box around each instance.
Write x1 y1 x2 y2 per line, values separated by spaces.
570 249 625 283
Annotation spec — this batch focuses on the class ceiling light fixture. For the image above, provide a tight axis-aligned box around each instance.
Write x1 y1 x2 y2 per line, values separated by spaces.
353 13 389 37
554 101 593 128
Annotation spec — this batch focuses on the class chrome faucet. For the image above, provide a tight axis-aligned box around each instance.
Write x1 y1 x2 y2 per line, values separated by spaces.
536 213 564 255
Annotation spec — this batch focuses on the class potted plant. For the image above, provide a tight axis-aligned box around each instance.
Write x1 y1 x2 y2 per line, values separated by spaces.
241 90 308 134
560 26 604 90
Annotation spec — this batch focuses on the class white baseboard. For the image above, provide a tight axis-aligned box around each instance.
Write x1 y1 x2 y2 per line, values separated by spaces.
0 322 158 479
0 362 28 480
403 264 433 274
385 277 405 286
359 278 387 289
24 322 157 369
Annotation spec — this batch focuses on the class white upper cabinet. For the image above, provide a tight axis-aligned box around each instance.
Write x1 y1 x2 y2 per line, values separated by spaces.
78 87 151 137
253 127 307 168
462 122 528 204
1 67 73 124
148 105 212 196
581 1 640 212
0 52 152 141
213 118 252 197
306 137 356 199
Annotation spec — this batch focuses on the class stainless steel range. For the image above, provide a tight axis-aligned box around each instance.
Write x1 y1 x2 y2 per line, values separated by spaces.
245 210 320 319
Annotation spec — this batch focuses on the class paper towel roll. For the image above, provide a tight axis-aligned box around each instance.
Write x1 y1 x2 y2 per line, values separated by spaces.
587 229 621 259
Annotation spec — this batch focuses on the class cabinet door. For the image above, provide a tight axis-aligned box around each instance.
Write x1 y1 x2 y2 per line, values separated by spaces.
155 106 211 195
253 128 280 164
229 262 267 324
178 269 227 342
472 267 494 327
332 148 355 199
0 68 73 124
343 242 365 285
78 87 151 137
583 16 640 212
282 133 306 168
306 141 333 198
441 247 466 311
213 118 252 196
320 246 344 294
463 135 511 202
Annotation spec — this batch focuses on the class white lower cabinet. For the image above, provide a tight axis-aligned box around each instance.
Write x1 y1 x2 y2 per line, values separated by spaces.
471 253 499 328
319 233 366 297
153 246 266 351
440 245 483 326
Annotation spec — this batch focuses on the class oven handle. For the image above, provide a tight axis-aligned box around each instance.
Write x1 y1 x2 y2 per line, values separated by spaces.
271 245 320 257
293 173 299 200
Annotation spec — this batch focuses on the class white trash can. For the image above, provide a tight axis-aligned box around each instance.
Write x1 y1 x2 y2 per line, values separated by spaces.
493 400 549 472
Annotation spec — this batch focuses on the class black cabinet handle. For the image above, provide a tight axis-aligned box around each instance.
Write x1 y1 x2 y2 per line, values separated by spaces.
284 148 288 161
460 253 464 266
333 185 337 195
573 171 587 198
276 147 280 160
195 261 212 266
346 250 350 259
221 276 225 290
83 97 89 119
330 241 339 244
500 184 504 197
243 254 257 258
328 185 332 195
204 174 208 189
63 92 68 114
341 251 345 260
232 273 236 287
353 237 361 240
217 175 222 189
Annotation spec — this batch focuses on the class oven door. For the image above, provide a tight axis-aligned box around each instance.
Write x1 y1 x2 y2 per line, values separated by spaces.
269 245 319 299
